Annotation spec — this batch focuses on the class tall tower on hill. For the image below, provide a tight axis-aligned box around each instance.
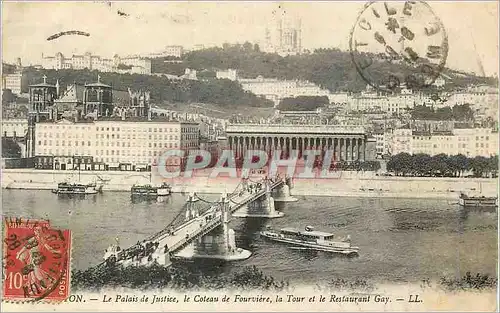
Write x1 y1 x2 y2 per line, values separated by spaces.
268 4 302 56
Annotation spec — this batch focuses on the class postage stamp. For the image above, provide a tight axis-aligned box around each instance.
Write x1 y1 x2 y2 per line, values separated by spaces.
2 217 72 302
349 1 449 91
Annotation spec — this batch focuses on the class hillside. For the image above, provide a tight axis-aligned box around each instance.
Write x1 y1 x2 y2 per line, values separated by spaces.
21 68 273 109
152 44 497 92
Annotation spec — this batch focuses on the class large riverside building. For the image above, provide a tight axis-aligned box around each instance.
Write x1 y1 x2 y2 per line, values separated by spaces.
34 118 199 170
390 128 499 157
225 124 376 162
26 75 199 170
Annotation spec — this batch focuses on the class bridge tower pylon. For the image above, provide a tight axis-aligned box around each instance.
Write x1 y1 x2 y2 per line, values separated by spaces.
273 175 298 202
176 191 252 261
185 192 199 221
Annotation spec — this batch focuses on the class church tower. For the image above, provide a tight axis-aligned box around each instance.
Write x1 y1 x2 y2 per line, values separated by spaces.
83 75 113 118
26 75 58 157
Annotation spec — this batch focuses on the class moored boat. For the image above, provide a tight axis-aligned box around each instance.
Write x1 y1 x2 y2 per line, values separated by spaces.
260 225 359 255
459 192 498 208
52 182 99 195
52 164 104 196
131 183 172 197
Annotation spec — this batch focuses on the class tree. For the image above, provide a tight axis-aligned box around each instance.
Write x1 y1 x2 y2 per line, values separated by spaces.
197 70 216 80
2 89 16 105
470 156 490 177
435 107 452 120
145 45 496 93
411 105 435 120
242 42 253 52
488 155 499 177
430 154 449 176
452 104 474 121
412 153 432 176
278 96 329 111
386 152 413 176
2 138 21 158
387 153 498 178
448 154 469 177
117 64 132 70
23 67 273 108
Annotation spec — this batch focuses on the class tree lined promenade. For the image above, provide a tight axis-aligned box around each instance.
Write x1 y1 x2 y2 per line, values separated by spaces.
386 153 498 178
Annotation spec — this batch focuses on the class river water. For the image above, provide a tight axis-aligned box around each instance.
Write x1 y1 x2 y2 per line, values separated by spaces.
2 189 497 285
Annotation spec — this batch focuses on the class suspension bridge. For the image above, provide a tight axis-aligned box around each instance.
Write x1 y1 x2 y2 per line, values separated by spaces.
102 176 296 268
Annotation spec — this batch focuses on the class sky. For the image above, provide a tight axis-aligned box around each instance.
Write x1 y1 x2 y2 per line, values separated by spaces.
2 1 499 77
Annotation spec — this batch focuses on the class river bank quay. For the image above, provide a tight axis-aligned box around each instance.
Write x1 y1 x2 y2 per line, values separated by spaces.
1 169 497 200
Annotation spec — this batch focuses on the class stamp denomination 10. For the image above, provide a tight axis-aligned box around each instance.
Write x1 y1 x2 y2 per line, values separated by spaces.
3 218 72 302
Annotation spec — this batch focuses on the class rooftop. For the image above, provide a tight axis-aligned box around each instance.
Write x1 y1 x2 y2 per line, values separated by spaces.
38 117 199 124
85 75 111 88
96 116 198 124
226 123 366 135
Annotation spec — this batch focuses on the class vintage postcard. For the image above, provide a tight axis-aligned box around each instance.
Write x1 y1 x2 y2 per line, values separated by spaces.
1 1 498 311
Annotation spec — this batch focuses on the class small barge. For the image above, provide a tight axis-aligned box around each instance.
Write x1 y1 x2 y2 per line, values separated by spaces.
131 183 172 198
459 193 498 208
52 182 99 195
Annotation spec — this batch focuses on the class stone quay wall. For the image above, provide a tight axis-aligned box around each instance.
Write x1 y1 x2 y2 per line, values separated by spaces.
1 169 497 200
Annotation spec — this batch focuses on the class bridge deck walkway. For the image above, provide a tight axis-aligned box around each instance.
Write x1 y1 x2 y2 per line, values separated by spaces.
110 179 284 266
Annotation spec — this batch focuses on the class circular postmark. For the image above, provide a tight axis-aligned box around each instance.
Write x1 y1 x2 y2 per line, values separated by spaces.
349 1 448 92
3 223 70 302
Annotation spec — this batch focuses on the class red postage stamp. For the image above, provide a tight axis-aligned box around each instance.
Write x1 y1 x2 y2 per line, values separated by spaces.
2 217 72 302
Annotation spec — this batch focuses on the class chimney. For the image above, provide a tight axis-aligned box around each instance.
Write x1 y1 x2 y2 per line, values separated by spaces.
147 107 152 121
56 79 60 97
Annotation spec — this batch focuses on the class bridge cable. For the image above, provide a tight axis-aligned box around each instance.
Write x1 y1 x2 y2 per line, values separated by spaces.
98 178 255 267
194 194 219 204
146 202 189 241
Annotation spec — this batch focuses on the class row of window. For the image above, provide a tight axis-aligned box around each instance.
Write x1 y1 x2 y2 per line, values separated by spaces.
40 149 176 158
412 136 492 142
38 132 198 141
92 157 180 165
413 143 491 149
38 125 198 133
476 136 490 140
37 140 198 148
92 134 185 140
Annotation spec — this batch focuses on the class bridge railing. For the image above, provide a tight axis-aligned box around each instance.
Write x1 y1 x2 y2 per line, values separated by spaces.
169 215 223 253
169 180 284 252
102 178 286 265
228 180 283 213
